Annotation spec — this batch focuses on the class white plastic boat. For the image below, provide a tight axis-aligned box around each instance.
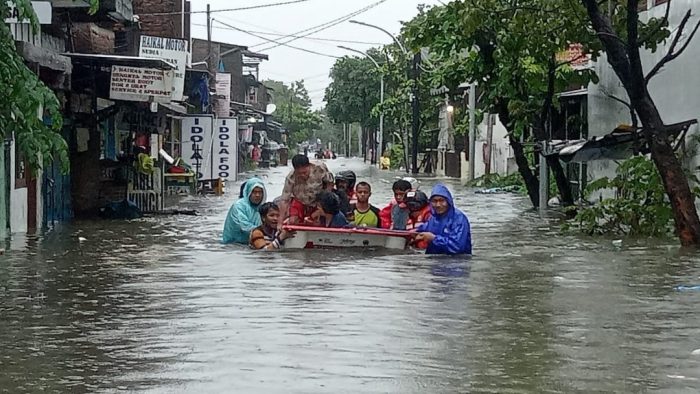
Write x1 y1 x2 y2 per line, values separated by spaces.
282 225 412 250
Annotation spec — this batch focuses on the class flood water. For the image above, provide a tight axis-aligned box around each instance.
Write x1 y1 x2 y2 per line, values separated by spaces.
2 158 700 393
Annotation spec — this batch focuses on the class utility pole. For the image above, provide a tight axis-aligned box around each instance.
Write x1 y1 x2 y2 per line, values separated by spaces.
468 82 476 181
411 52 421 174
206 4 214 78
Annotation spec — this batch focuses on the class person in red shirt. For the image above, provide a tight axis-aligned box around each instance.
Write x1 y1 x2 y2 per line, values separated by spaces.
405 190 432 249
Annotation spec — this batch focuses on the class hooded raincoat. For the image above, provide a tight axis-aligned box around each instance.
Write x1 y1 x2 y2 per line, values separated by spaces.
222 178 267 244
417 184 472 255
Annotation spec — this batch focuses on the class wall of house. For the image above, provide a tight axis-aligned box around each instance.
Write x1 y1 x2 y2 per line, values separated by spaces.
0 144 7 238
469 114 514 179
587 0 700 190
132 0 187 39
9 142 28 233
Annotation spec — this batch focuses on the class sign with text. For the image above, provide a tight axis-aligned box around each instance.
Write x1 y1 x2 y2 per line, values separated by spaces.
5 1 51 24
182 116 214 180
139 35 188 101
213 118 237 182
214 73 231 117
109 65 173 102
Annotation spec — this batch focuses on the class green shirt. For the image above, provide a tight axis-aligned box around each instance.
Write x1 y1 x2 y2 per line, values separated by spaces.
352 204 381 228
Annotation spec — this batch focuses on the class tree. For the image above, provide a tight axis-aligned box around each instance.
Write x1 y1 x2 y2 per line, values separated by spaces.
580 0 700 246
0 0 98 172
264 79 321 145
325 54 382 160
404 0 598 207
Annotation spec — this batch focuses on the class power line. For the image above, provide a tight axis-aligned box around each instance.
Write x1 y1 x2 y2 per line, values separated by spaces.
213 19 341 59
252 0 388 51
193 23 383 46
138 0 312 16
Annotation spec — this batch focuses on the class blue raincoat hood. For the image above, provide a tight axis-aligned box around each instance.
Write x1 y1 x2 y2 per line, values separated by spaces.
417 183 472 255
222 177 267 244
429 184 455 218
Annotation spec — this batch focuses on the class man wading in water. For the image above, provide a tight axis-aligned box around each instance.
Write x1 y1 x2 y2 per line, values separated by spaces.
278 154 333 227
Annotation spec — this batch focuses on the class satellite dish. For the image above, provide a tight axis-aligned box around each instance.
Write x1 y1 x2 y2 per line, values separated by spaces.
266 104 277 114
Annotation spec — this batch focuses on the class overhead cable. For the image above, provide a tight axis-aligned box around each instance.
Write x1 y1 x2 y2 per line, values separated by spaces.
213 19 341 59
138 0 312 16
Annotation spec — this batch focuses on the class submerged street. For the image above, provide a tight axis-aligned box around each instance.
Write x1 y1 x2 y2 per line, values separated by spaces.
1 159 700 392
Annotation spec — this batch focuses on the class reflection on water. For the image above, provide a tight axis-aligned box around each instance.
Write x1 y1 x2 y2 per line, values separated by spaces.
2 158 700 393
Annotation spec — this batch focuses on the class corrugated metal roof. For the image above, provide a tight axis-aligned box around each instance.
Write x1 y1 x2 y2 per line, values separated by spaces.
64 53 176 70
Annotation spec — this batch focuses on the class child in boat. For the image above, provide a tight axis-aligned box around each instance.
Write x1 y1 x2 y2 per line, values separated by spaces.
379 179 412 230
306 191 349 228
351 182 382 228
405 191 431 249
249 202 296 250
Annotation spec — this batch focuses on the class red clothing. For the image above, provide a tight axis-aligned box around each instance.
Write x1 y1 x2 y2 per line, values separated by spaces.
288 198 316 223
408 206 432 249
379 200 395 229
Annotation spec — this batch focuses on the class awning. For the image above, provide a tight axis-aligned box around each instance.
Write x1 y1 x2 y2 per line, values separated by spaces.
542 120 698 163
16 42 72 73
65 53 176 70
159 102 188 114
558 88 587 98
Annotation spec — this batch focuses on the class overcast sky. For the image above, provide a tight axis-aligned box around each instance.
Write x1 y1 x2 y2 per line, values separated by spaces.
189 0 442 108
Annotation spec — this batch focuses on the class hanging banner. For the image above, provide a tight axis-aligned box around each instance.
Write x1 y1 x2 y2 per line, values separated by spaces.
139 35 188 101
181 116 214 180
214 73 231 117
109 65 173 102
5 1 51 24
213 118 238 182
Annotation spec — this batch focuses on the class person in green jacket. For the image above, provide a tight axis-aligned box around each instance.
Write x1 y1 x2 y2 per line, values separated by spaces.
222 177 266 244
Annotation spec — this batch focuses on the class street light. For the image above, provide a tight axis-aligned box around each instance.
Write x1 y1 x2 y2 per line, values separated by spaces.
349 20 408 55
350 20 418 174
337 45 384 166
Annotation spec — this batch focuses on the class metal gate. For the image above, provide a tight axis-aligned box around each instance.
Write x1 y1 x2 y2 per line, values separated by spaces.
42 159 73 228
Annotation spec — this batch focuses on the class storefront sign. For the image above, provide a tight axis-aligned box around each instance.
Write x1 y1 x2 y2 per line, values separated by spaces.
213 118 237 182
214 73 231 117
182 116 214 180
139 35 188 101
109 65 173 102
5 1 51 24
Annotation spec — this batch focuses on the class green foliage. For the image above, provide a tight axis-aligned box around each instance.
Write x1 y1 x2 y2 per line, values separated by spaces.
566 156 688 237
265 79 321 146
0 0 101 173
325 55 381 129
389 144 404 170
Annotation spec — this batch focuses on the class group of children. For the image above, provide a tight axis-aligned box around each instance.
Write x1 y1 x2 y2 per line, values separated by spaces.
246 171 434 250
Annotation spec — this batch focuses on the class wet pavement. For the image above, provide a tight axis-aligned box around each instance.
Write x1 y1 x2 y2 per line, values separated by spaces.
2 158 700 393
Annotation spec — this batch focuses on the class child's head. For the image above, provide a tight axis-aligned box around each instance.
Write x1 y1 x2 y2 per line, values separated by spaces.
335 170 357 192
406 190 429 212
315 191 341 215
355 182 372 203
392 179 412 202
258 202 280 227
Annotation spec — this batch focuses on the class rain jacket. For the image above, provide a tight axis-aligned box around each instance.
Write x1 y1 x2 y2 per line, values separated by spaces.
222 178 267 244
417 184 472 255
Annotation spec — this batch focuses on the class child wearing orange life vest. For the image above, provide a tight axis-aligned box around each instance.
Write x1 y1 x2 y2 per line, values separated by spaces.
405 191 432 249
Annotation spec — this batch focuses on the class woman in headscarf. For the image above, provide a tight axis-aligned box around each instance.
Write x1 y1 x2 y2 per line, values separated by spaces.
222 177 267 244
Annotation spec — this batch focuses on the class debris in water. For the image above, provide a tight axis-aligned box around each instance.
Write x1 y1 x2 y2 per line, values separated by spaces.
78 237 87 242
691 349 700 356
612 240 622 247
675 285 700 291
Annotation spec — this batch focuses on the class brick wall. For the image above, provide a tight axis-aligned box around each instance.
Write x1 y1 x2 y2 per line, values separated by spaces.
72 23 115 54
132 0 189 39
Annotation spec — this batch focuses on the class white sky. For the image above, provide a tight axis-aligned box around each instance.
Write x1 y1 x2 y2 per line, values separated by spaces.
189 0 442 108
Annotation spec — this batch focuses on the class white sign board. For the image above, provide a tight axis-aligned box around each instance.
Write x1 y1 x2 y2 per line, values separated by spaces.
109 65 173 102
5 1 51 24
182 116 214 180
213 118 237 182
214 73 231 117
139 35 188 101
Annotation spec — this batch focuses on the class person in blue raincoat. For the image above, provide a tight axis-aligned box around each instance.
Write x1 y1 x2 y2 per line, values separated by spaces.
413 184 472 255
222 178 267 244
